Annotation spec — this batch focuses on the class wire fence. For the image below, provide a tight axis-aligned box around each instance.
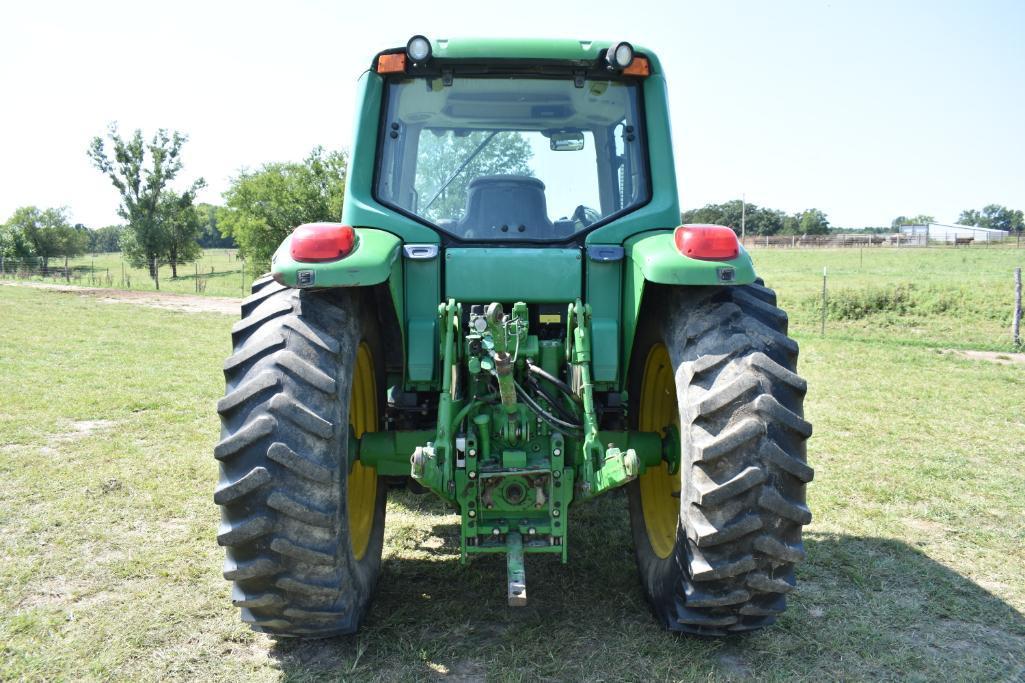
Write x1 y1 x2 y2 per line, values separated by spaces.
0 249 250 297
741 233 1024 249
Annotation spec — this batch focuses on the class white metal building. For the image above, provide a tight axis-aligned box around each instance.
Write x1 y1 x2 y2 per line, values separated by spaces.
900 223 1009 243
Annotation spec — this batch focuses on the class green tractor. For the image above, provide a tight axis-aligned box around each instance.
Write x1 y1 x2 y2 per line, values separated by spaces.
214 37 812 637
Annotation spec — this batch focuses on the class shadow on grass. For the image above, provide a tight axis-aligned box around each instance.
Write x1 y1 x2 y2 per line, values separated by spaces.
268 493 1025 681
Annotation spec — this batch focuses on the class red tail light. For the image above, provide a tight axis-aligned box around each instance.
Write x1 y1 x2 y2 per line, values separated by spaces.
674 224 739 261
290 223 356 262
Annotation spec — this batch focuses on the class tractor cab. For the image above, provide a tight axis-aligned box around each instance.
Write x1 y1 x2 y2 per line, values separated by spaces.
372 46 650 243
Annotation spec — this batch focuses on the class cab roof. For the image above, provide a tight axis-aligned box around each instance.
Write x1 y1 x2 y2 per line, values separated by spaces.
381 37 664 75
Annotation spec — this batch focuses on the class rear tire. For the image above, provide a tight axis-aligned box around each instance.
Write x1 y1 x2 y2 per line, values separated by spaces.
627 282 813 635
214 276 386 637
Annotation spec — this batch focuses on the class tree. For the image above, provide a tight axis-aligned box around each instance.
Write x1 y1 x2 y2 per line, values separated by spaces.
195 203 235 248
159 191 203 278
681 205 724 225
19 207 63 270
891 214 935 229
220 147 348 269
798 208 830 235
781 214 801 235
681 200 785 236
56 223 89 280
0 224 14 259
2 207 86 277
958 204 1024 234
1 210 35 259
4 206 72 271
88 225 126 252
88 124 205 289
958 209 982 226
414 131 533 222
681 200 830 236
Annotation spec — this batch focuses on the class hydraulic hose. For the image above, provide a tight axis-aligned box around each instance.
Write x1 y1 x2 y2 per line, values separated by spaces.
451 392 499 431
525 360 579 403
527 375 580 424
514 381 583 435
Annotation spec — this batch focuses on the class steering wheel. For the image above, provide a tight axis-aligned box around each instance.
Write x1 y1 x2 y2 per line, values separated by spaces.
572 205 600 227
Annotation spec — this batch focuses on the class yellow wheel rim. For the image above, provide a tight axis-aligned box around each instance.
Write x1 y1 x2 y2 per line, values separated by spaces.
347 342 378 561
637 343 681 559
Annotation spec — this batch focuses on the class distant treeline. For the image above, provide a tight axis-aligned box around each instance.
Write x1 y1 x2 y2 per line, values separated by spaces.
1 202 234 261
77 204 235 253
5 121 1021 289
681 203 1024 236
682 200 830 236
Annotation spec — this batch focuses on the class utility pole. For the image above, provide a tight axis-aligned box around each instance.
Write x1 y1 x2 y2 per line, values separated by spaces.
741 193 746 241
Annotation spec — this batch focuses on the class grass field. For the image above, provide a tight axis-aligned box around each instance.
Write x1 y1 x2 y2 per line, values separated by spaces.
0 248 250 298
3 244 1022 348
752 246 1024 351
1 247 1024 681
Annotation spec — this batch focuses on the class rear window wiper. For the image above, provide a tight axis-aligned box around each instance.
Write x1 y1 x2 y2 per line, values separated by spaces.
422 131 500 213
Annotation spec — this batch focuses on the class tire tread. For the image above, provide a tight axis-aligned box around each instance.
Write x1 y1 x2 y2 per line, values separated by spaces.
630 282 813 635
214 281 383 637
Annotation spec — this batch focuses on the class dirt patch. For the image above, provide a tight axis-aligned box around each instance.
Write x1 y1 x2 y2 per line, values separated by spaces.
36 420 116 460
941 348 1025 366
440 659 486 681
904 517 956 535
49 419 115 445
17 576 86 609
714 653 754 680
1 281 240 315
65 419 115 439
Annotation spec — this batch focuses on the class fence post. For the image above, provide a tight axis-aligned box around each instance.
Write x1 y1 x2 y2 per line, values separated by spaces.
195 262 199 293
1014 267 1022 348
241 260 246 295
821 267 828 336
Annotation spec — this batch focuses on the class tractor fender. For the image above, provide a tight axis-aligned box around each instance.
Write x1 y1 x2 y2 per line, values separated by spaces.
626 230 756 287
271 227 402 289
619 230 757 393
271 226 441 390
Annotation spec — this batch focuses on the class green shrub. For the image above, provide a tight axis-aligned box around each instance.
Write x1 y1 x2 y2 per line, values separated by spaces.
806 283 993 322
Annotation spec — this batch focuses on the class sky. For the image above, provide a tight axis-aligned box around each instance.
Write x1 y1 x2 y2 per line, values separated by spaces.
1 0 1023 229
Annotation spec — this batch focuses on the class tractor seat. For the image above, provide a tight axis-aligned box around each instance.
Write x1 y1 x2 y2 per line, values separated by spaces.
456 175 553 237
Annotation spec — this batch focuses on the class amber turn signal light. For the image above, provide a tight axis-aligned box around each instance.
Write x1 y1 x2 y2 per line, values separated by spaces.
623 56 650 77
376 53 406 74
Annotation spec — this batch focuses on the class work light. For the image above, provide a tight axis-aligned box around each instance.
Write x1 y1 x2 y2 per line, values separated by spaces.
606 41 634 70
406 35 432 63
